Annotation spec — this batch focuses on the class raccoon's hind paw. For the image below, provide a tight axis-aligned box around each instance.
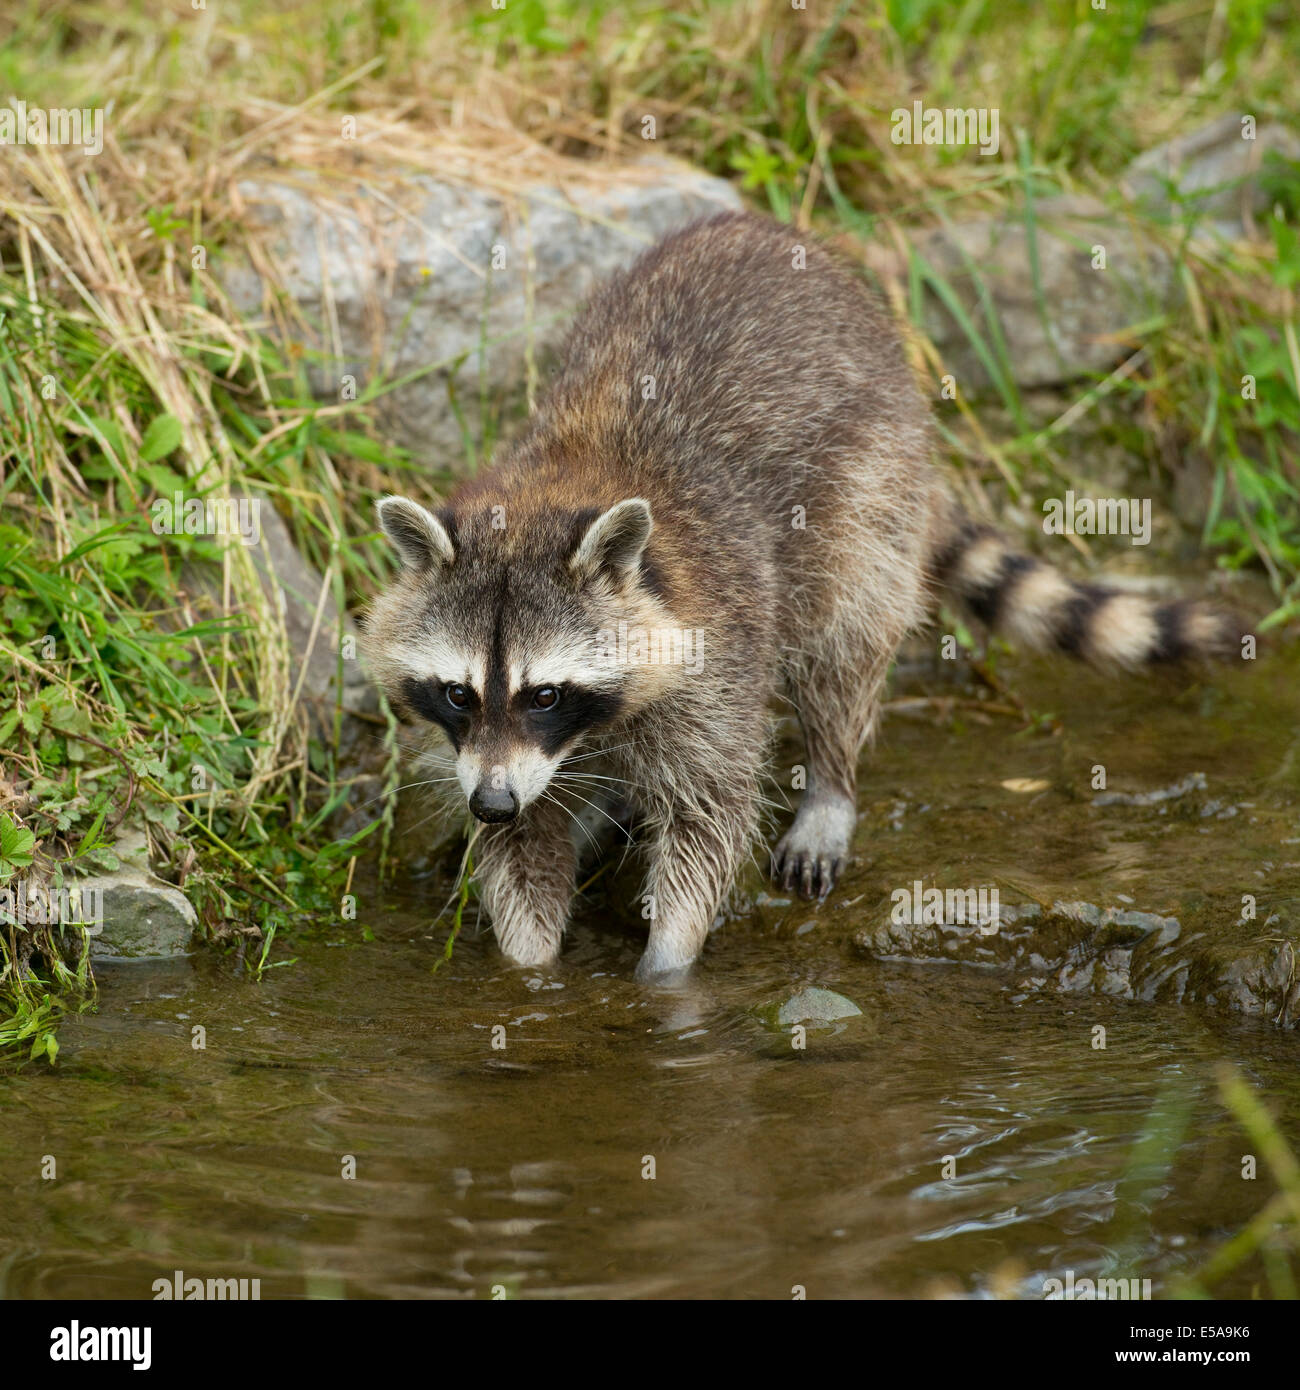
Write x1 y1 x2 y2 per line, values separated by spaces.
771 796 856 902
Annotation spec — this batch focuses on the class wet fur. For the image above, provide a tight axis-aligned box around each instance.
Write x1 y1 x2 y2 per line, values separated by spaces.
367 212 1243 979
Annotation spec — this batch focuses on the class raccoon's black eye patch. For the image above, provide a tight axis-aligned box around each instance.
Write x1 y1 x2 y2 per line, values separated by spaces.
532 686 625 757
532 686 560 710
400 676 474 750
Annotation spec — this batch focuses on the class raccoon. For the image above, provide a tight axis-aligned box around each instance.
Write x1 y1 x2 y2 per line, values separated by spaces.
366 211 1242 980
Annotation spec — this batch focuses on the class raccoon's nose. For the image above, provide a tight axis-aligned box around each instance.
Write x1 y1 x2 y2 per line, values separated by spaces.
469 782 519 824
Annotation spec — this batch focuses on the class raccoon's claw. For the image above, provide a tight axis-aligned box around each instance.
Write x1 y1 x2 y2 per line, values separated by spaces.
772 798 856 901
772 844 843 901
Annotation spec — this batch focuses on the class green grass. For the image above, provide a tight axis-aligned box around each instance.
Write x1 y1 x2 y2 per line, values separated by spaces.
1180 1064 1300 1298
0 282 396 1052
0 0 1297 1059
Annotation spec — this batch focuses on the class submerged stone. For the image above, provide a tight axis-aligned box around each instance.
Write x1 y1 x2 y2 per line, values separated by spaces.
1093 772 1208 807
759 987 864 1029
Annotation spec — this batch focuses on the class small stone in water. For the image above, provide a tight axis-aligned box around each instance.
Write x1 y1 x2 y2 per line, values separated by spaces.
774 987 863 1027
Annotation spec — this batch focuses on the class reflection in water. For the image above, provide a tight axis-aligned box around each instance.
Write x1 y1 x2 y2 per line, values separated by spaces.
1 646 1297 1299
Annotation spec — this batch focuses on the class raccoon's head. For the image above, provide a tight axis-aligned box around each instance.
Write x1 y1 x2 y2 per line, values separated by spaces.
368 493 676 824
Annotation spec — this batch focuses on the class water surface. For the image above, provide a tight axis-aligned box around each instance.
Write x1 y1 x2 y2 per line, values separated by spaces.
3 641 1297 1299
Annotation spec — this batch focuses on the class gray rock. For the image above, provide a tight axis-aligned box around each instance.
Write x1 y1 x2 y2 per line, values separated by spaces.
853 898 1299 1028
253 501 373 717
1121 113 1300 232
766 986 863 1028
77 851 197 960
46 828 196 961
1092 772 1208 807
87 881 195 960
879 120 1297 390
220 162 742 462
909 194 1174 390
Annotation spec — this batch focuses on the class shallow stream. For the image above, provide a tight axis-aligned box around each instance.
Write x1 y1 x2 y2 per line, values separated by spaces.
3 644 1297 1298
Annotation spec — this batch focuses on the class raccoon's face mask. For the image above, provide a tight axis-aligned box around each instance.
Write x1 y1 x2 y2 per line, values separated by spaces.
373 494 660 823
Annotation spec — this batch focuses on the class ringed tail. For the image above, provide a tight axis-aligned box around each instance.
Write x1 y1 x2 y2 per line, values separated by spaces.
931 518 1245 668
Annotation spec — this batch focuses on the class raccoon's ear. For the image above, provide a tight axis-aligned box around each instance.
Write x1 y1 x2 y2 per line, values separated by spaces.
376 496 455 573
570 499 653 584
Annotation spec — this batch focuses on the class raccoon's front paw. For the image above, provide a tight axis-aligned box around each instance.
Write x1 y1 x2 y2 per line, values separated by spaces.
772 839 843 901
633 951 693 985
499 939 563 969
771 797 856 901
493 915 564 968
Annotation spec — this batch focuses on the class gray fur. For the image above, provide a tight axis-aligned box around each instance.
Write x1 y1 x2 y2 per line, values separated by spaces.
366 212 1243 979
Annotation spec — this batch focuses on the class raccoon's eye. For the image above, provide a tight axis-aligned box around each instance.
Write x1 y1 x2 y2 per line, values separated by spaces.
445 683 470 709
532 686 560 710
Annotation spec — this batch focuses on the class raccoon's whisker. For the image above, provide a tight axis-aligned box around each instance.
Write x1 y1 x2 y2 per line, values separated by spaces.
539 790 601 856
549 783 637 846
553 771 649 794
552 785 641 877
392 806 453 847
560 742 636 764
359 729 433 755
555 769 642 785
353 776 462 810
